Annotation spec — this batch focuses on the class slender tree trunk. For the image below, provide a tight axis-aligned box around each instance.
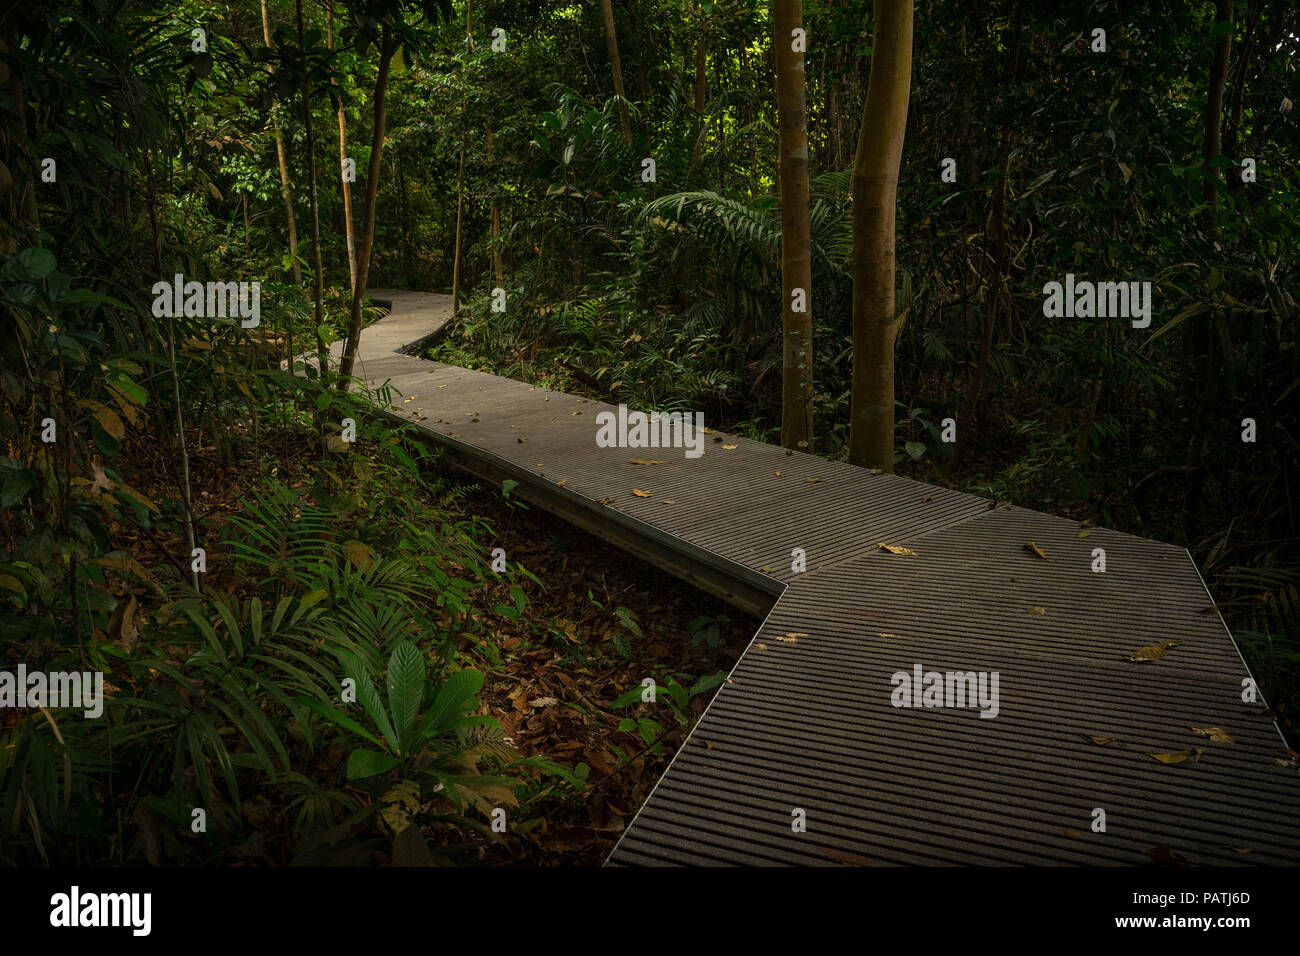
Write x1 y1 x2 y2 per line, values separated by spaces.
775 0 813 449
600 0 633 144
1183 0 1233 543
488 125 502 287
129 80 198 591
328 1 357 293
848 0 913 471
337 28 395 386
451 6 473 319
694 36 707 112
626 0 651 101
260 0 302 286
689 34 708 166
951 10 1020 472
451 136 467 317
296 0 327 379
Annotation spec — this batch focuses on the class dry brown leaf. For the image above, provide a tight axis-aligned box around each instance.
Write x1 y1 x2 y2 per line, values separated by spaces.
1148 747 1203 765
805 476 826 483
107 594 140 650
342 540 374 569
1191 727 1234 743
1083 734 1118 746
661 499 675 504
1142 845 1192 867
631 489 653 497
89 458 115 497
1025 541 1047 559
1128 640 1181 662
877 542 918 556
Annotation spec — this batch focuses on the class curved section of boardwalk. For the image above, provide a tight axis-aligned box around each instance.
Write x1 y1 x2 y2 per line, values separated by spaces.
345 293 1300 866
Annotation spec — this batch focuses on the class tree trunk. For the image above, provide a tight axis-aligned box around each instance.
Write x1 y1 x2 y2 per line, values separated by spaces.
599 0 633 144
950 9 1020 472
296 0 327 379
488 125 503 287
848 0 913 471
328 1 357 293
451 6 473 319
337 28 395 386
775 0 813 450
451 136 467 318
1183 0 1233 543
260 0 302 286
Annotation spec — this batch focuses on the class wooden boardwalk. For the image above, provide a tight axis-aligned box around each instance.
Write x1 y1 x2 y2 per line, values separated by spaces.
340 292 1300 866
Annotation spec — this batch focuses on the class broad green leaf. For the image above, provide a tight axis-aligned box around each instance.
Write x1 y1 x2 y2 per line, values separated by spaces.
419 668 484 740
387 641 425 738
347 748 400 779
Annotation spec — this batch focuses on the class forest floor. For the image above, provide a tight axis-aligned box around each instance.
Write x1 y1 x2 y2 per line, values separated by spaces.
459 483 758 865
109 422 757 866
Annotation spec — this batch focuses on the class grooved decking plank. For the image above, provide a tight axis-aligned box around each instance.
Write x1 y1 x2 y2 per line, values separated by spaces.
336 298 1300 866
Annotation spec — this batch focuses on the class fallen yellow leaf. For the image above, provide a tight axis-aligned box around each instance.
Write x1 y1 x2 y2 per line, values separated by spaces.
1025 541 1047 559
632 489 653 497
628 458 664 465
877 542 918 556
1128 640 1181 662
1148 747 1203 765
1191 727 1234 743
1083 734 1118 746
721 443 738 450
806 477 826 483
1028 606 1047 615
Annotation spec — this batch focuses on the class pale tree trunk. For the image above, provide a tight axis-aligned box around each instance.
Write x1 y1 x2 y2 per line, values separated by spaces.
328 1 357 294
848 0 913 471
452 5 473 318
775 0 813 449
296 0 327 378
488 125 503 287
337 27 395 386
600 0 633 144
451 138 467 317
260 0 302 286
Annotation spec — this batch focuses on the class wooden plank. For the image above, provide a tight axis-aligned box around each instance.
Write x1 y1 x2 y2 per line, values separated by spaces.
339 299 1300 866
